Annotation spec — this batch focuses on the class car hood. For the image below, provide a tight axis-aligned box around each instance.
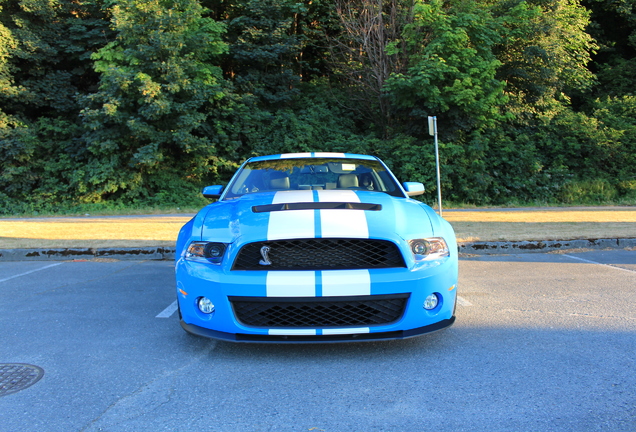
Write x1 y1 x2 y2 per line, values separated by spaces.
197 189 440 244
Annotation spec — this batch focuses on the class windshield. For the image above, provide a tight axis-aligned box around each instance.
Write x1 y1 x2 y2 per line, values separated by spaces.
223 158 404 199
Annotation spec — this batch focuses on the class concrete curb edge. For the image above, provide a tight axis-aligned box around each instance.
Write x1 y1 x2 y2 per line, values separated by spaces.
0 247 176 261
459 238 636 255
1 238 634 261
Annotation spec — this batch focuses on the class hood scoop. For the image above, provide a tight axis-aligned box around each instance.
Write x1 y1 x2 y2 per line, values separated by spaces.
252 202 382 213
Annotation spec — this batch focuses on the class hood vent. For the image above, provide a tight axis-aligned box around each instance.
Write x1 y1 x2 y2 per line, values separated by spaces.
252 202 382 213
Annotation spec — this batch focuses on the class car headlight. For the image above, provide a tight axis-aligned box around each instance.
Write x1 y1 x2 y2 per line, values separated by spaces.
409 238 450 261
185 241 227 264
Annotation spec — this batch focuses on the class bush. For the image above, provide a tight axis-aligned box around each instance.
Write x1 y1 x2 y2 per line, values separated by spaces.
559 179 618 204
616 180 636 200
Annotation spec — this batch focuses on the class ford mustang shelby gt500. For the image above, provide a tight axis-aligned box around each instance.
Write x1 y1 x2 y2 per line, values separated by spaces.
175 152 458 342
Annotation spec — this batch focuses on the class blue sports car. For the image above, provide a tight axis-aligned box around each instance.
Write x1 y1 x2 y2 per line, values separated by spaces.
175 152 458 342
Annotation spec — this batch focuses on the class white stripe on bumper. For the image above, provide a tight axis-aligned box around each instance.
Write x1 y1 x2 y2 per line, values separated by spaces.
266 271 315 297
322 328 370 335
321 270 371 296
268 329 317 335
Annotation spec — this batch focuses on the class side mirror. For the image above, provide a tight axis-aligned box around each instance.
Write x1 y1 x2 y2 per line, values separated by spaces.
202 185 224 199
403 182 425 197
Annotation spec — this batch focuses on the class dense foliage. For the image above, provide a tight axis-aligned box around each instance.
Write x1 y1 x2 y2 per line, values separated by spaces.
1 0 635 214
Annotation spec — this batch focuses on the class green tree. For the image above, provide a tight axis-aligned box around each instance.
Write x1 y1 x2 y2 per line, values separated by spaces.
385 0 510 138
0 0 112 212
80 0 230 203
327 0 413 136
0 0 110 119
582 0 636 102
222 0 307 108
495 0 597 117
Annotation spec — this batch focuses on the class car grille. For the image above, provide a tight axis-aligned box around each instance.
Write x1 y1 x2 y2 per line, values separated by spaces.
232 238 406 270
229 294 409 328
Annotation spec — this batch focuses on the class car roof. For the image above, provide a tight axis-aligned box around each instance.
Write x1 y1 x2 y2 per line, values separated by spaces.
247 153 378 162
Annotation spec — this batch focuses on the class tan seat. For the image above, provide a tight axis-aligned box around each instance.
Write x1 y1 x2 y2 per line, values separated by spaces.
270 176 290 190
337 174 359 188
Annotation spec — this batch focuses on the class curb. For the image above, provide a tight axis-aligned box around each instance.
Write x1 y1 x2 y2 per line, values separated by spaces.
0 238 634 261
0 247 176 261
459 238 636 255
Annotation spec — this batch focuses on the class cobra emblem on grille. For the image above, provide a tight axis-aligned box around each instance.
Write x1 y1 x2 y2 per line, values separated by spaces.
259 245 272 265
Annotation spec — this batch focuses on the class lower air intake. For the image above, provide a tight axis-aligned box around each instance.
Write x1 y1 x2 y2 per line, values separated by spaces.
230 294 409 328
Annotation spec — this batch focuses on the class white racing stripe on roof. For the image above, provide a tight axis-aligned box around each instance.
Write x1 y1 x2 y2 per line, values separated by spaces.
268 190 315 240
280 153 312 158
313 152 346 157
322 328 370 335
317 190 369 238
322 270 371 296
266 271 316 297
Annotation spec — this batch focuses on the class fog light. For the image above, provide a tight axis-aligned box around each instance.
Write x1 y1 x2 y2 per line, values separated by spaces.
423 293 439 310
197 297 215 314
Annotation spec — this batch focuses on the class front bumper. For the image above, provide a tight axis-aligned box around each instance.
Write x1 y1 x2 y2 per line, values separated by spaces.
175 257 458 343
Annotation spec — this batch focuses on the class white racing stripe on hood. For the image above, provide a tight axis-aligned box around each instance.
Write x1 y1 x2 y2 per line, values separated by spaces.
322 270 371 296
266 271 315 297
272 190 315 203
317 190 369 238
267 190 315 240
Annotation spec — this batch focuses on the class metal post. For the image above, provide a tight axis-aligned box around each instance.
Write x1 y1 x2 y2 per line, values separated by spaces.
428 116 443 217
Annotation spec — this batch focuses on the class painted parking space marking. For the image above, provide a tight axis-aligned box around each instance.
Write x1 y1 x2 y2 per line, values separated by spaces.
156 300 178 318
0 263 63 284
457 296 473 307
563 254 636 274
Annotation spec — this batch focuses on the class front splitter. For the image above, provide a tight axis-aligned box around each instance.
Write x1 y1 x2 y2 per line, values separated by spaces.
180 316 455 343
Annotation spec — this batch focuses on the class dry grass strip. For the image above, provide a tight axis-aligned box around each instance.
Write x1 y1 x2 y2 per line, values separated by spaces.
445 208 636 242
444 209 636 223
0 216 190 249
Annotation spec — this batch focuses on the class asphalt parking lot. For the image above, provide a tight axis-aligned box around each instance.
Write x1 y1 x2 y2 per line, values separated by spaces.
1 250 635 432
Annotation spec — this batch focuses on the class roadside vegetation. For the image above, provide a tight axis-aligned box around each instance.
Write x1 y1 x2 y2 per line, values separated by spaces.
2 0 636 216
2 196 636 219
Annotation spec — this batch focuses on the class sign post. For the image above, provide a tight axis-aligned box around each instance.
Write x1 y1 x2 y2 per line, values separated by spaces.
428 116 443 217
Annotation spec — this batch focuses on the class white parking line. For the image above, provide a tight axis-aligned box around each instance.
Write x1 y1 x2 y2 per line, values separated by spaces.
156 300 178 318
563 254 636 274
457 296 473 307
0 263 63 283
